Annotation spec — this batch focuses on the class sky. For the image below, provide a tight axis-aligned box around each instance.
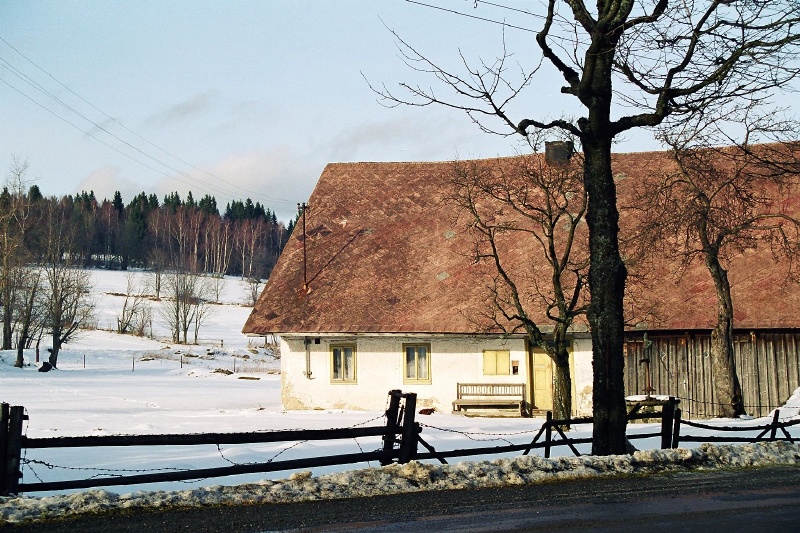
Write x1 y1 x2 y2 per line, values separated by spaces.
1 2 797 222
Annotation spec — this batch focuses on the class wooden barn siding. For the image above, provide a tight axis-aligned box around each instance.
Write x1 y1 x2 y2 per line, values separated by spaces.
624 332 800 419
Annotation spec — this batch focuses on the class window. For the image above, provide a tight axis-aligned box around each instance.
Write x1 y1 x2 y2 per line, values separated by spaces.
483 350 511 375
403 343 431 383
331 344 356 383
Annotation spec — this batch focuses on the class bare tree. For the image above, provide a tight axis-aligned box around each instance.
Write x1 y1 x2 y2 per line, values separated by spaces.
191 278 214 344
376 1 800 454
452 149 588 421
146 248 168 300
1 156 32 350
116 272 151 335
246 277 263 307
12 266 44 368
40 200 95 367
161 270 212 344
634 110 800 417
206 216 233 276
43 264 94 367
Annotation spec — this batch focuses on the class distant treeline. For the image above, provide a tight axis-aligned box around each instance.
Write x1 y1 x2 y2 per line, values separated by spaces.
4 185 294 279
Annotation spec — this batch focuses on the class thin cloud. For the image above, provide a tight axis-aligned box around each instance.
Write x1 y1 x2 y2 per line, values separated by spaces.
152 147 321 221
146 92 218 127
74 165 145 203
322 112 514 163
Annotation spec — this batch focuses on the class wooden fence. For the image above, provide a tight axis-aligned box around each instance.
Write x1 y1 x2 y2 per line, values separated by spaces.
624 331 800 418
413 398 679 464
1 390 418 495
672 408 800 448
3 395 799 495
414 398 800 465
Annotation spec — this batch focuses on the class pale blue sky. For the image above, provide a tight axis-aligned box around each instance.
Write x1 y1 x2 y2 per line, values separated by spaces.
1 1 795 221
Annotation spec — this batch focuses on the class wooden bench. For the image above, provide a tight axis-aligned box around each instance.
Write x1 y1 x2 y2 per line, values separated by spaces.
452 383 527 417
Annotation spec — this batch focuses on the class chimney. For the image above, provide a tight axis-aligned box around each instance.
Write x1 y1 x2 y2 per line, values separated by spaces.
545 141 574 164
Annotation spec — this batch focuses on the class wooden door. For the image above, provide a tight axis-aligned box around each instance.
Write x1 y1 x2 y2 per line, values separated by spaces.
531 347 553 410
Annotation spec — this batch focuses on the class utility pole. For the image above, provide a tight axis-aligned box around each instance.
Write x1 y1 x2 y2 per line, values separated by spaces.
297 202 308 291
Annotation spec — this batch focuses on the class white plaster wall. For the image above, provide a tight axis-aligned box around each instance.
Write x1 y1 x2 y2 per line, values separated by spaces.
280 335 532 412
571 335 594 417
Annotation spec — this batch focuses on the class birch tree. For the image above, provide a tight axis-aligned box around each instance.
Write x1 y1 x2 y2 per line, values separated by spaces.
1 157 32 350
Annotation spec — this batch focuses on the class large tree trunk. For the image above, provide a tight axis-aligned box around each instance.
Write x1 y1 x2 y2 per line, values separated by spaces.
14 314 31 368
706 255 745 417
552 350 572 422
583 138 628 455
549 324 573 422
49 331 61 368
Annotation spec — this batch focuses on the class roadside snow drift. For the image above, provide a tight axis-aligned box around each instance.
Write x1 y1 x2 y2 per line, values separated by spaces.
2 441 799 524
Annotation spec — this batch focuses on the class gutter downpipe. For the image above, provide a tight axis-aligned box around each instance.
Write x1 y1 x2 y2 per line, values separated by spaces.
304 336 313 379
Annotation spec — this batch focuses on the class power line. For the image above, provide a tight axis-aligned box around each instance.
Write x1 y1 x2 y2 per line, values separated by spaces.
0 76 239 201
403 0 577 47
0 65 245 204
404 0 537 33
0 35 298 208
475 0 576 28
474 0 547 21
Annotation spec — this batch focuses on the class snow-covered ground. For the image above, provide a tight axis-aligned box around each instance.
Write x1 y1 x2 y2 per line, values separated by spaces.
1 269 799 524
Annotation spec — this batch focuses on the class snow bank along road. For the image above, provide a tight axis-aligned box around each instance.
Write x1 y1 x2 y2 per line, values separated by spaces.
2 441 799 529
5 463 800 532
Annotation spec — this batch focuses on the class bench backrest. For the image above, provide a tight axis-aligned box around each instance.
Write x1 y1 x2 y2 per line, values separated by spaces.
457 383 525 398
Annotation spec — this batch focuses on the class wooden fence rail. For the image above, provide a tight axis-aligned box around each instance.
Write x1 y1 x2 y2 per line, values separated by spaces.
414 400 675 464
4 395 799 496
1 390 418 495
671 408 800 448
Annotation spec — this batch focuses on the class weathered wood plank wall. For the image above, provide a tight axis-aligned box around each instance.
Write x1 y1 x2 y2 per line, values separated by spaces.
624 332 800 419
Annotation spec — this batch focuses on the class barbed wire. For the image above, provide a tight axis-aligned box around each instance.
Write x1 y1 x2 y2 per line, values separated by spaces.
212 413 388 469
674 395 795 413
16 409 391 486
419 422 539 446
23 458 190 477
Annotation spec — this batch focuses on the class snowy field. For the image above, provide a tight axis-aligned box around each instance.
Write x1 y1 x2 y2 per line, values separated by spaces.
1 269 800 524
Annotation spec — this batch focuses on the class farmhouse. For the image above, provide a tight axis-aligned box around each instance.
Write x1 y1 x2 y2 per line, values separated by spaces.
243 146 800 418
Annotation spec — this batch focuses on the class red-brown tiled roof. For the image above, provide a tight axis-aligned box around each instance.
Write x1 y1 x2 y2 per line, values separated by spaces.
243 148 800 335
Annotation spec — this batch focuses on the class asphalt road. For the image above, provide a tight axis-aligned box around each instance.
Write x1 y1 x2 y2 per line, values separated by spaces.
6 465 800 532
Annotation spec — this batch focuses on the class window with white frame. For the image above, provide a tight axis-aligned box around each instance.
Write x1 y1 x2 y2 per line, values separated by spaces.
331 344 356 383
403 343 431 383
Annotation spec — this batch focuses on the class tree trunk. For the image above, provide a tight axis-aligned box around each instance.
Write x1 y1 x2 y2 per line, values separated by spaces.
14 315 31 369
2 284 12 351
583 138 628 455
706 254 745 417
14 342 24 368
49 332 61 368
552 350 572 422
546 323 573 422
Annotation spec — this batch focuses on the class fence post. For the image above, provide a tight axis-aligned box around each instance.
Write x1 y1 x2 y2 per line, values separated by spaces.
671 407 682 449
660 397 676 449
397 393 418 464
770 409 780 441
1 403 8 494
3 406 25 495
381 390 402 466
544 411 552 459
